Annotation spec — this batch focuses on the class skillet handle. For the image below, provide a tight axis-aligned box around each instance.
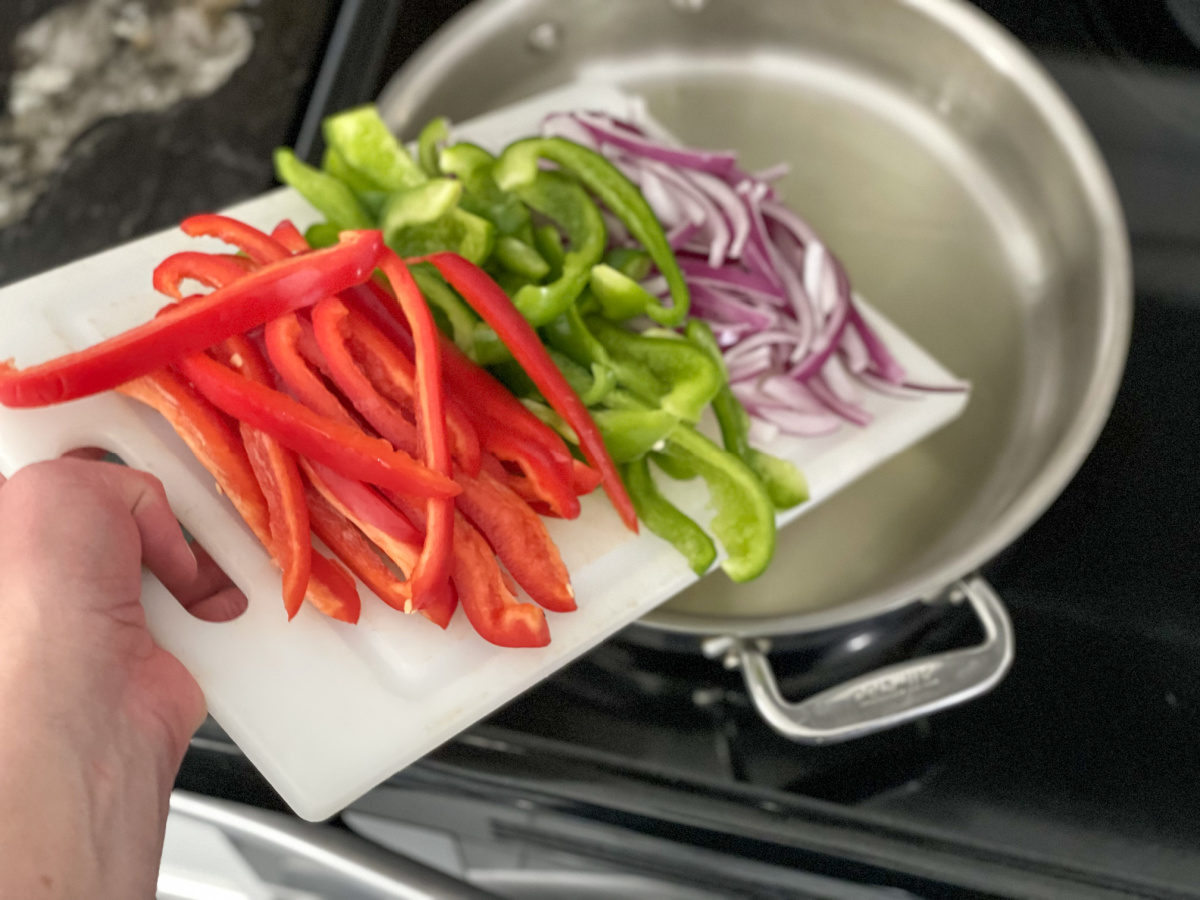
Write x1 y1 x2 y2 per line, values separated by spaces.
715 577 1013 744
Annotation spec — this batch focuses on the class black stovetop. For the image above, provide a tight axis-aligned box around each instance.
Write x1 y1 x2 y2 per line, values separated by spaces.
6 1 1200 896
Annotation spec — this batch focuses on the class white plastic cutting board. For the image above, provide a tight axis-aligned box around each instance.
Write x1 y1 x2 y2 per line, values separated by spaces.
0 83 967 820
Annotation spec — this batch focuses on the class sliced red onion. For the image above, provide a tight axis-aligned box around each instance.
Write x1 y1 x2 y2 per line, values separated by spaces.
541 110 964 438
685 169 752 260
568 111 739 176
752 162 791 182
808 374 873 427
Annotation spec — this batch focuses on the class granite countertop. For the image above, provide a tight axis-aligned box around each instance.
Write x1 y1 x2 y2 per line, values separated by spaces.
0 0 337 288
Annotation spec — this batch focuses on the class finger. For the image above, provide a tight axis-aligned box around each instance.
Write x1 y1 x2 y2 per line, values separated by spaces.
94 465 198 592
175 542 248 622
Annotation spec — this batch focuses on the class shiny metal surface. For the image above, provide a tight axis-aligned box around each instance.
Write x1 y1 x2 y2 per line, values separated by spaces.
706 576 1013 743
380 0 1130 634
166 791 501 899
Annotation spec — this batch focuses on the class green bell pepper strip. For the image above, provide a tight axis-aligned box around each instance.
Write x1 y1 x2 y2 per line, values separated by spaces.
622 458 716 576
305 222 342 250
591 409 677 464
541 305 616 405
386 207 495 266
604 247 653 281
380 179 463 239
587 316 722 423
417 117 449 176
493 136 690 326
440 143 533 238
410 263 478 355
649 450 697 481
322 105 426 191
685 320 809 510
495 236 550 281
469 323 513 366
534 223 565 274
659 423 776 582
508 171 607 327
274 148 374 230
520 399 578 444
589 263 657 321
323 145 385 197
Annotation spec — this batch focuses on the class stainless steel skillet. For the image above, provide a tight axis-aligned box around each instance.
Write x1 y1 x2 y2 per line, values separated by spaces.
378 0 1132 742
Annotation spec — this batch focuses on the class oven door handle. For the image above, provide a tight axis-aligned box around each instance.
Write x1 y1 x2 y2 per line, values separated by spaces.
167 791 502 899
710 576 1013 744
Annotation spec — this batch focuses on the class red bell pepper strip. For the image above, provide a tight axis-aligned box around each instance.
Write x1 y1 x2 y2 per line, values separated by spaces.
454 465 574 613
302 458 422 548
214 334 311 620
264 314 359 424
0 231 384 408
472 417 580 519
271 219 310 254
305 551 361 624
176 351 460 500
386 490 548 647
306 485 437 624
181 214 293 267
571 458 603 495
422 253 637 532
304 461 457 628
341 279 566 479
373 253 455 614
116 370 271 544
312 296 481 475
153 252 256 299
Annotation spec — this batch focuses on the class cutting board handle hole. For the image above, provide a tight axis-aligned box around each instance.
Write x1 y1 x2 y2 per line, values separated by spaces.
93 449 249 624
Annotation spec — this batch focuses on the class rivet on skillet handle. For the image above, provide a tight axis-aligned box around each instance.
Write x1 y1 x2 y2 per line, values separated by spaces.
704 577 1014 744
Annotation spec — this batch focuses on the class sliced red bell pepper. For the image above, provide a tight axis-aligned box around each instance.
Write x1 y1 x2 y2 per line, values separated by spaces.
571 458 603 495
422 252 637 532
304 461 457 628
181 214 292 266
264 314 359 424
386 490 548 647
311 297 480 474
475 420 579 519
271 219 310 255
341 279 565 478
454 465 574 613
0 230 384 408
373 253 456 614
306 551 361 624
116 369 271 544
214 334 311 620
176 351 461 500
153 252 256 299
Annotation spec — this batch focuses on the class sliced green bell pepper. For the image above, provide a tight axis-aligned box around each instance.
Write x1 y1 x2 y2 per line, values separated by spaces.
322 145 385 198
417 117 449 177
659 423 776 582
587 317 722 423
604 247 653 282
380 179 463 240
274 148 374 231
322 105 426 191
495 236 551 281
493 136 689 326
589 263 658 321
386 207 495 266
508 171 607 327
410 263 478 355
592 409 677 463
622 457 716 576
440 142 533 239
685 320 809 510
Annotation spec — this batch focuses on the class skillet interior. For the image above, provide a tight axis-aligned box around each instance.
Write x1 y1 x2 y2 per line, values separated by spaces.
378 0 1131 636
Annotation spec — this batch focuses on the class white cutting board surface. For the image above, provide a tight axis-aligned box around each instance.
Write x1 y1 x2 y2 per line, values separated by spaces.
0 83 967 820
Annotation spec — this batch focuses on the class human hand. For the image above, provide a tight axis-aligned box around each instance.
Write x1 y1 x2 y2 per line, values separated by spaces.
0 457 244 899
